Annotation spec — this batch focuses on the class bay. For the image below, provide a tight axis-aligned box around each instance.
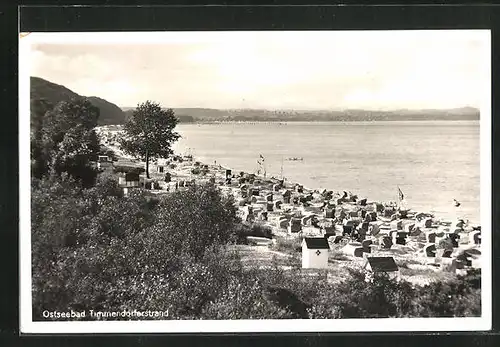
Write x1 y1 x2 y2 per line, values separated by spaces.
173 120 480 223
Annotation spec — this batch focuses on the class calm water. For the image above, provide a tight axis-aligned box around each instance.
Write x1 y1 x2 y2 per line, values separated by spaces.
172 121 480 224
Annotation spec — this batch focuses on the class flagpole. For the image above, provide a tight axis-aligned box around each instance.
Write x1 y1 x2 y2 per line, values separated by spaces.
397 185 401 210
280 155 284 180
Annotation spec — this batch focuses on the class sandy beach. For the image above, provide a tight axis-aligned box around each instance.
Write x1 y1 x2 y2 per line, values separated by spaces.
96 125 482 286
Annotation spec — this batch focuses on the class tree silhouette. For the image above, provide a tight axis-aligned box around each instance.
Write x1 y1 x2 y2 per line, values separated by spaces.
36 98 100 185
120 101 180 178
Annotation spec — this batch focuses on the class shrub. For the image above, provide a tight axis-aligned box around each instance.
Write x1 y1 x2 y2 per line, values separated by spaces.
272 237 302 255
321 269 415 318
329 249 349 261
32 172 483 321
150 183 239 261
201 275 294 320
411 269 481 317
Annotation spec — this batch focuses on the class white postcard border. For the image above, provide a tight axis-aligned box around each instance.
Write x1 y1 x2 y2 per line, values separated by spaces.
19 30 492 334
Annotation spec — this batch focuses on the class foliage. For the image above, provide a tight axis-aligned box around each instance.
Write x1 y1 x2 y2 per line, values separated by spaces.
51 124 100 185
32 171 482 321
31 98 54 178
32 179 241 319
410 269 481 317
31 98 100 186
202 274 295 319
119 101 180 178
31 76 126 126
151 184 239 261
271 237 302 255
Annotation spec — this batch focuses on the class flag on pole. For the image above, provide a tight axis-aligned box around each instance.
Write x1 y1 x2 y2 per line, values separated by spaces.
398 186 404 202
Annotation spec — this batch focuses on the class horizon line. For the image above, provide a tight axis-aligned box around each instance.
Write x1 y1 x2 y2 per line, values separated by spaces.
120 105 480 112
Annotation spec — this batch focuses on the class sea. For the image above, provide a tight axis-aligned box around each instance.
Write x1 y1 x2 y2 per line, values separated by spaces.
172 121 481 224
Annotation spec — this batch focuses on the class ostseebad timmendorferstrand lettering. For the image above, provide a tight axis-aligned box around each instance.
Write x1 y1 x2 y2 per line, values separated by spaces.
42 309 170 319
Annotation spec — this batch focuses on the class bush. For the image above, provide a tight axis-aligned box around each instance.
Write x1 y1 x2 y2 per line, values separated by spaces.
233 222 273 244
411 269 481 317
32 180 241 320
202 275 295 319
32 172 482 321
330 269 416 318
329 249 349 261
272 237 302 255
151 183 239 261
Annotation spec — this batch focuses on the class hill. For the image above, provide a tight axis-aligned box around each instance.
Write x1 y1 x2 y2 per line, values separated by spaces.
86 96 126 125
30 77 126 125
121 107 480 123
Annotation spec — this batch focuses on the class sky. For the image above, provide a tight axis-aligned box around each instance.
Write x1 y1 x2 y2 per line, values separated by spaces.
27 30 489 110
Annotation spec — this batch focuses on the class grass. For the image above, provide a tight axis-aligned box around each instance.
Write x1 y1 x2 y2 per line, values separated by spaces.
271 236 302 255
329 249 350 261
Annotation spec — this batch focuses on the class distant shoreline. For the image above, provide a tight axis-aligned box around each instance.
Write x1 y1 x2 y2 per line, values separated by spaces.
182 119 480 125
122 105 480 124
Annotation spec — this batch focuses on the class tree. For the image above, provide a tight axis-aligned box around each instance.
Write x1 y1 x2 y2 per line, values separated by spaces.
149 183 239 261
31 98 54 178
119 101 180 178
42 98 99 145
34 98 100 185
52 124 100 186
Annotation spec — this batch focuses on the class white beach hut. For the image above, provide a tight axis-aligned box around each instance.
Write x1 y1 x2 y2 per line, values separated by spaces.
301 237 330 269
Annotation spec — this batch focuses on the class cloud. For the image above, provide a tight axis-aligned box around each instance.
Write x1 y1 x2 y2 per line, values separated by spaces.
28 31 488 110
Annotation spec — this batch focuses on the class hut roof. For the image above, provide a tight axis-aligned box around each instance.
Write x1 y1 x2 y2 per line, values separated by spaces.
303 237 330 250
365 257 399 272
125 172 140 181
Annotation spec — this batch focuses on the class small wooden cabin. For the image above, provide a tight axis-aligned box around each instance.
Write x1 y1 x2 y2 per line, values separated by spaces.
120 172 141 196
363 256 400 282
302 237 330 269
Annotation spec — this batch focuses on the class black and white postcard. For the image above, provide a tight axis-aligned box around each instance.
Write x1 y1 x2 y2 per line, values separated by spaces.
19 30 492 333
